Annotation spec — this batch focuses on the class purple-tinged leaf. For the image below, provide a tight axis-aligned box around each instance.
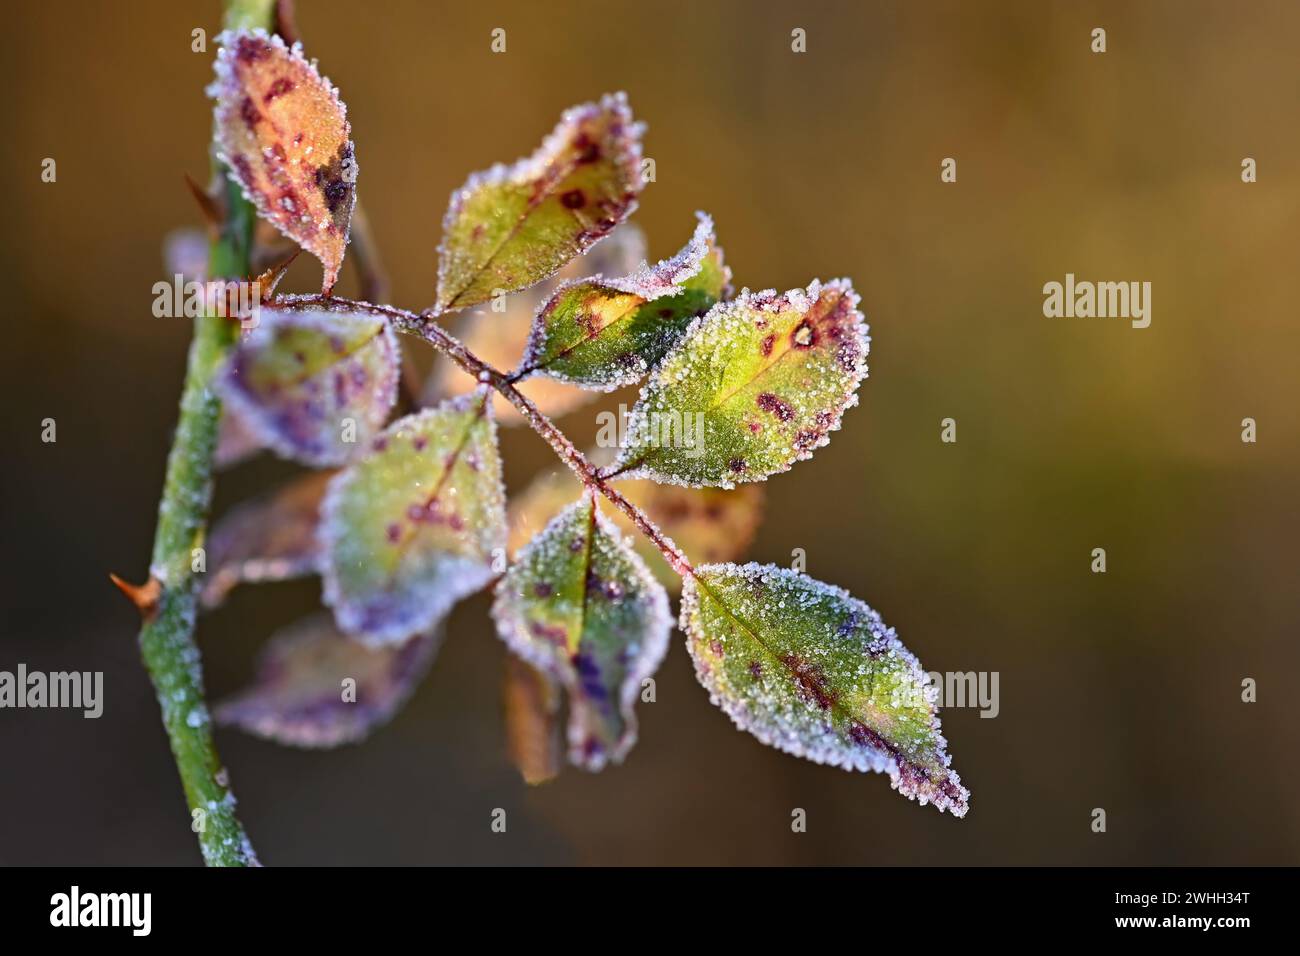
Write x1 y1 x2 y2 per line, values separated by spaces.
210 28 357 292
435 93 644 313
215 301 400 467
215 614 439 748
492 493 670 770
682 563 969 817
321 389 507 644
201 470 334 608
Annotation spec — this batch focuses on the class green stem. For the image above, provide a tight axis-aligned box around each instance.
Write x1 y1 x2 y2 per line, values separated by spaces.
133 0 276 867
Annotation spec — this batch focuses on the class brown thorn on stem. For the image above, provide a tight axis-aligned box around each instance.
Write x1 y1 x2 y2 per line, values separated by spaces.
184 173 223 231
109 573 162 622
272 0 300 44
254 249 300 303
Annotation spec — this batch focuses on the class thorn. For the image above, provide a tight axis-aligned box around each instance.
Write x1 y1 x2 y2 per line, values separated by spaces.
255 249 300 302
273 0 301 46
184 173 223 230
110 573 162 622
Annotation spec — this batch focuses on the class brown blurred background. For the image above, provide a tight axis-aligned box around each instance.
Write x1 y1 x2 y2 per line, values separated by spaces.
2 0 1298 865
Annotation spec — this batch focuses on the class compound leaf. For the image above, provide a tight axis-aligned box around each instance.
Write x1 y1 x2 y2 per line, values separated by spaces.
681 563 969 817
518 212 729 389
435 92 644 313
610 279 868 488
210 28 357 292
216 301 400 467
202 469 334 608
215 613 439 748
492 493 670 770
321 389 506 644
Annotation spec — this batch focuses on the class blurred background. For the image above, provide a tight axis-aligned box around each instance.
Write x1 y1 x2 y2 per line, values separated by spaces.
2 0 1297 865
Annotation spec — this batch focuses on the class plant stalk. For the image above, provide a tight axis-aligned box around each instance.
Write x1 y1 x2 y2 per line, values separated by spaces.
130 0 277 867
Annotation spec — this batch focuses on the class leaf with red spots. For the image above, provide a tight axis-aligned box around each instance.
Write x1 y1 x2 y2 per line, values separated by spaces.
609 279 868 488
320 389 506 644
508 452 763 593
215 300 400 467
428 225 648 424
210 28 357 292
492 493 670 771
201 469 334 608
434 93 644 313
215 614 439 748
681 563 969 817
517 212 730 389
503 655 563 785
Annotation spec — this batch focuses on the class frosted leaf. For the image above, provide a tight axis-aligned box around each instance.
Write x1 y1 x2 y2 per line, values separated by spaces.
215 301 399 467
210 28 357 292
434 92 644 313
320 389 506 644
518 212 730 389
201 470 334 608
681 563 969 817
610 279 868 488
429 225 646 424
508 452 763 593
492 493 670 770
502 655 563 786
215 613 439 748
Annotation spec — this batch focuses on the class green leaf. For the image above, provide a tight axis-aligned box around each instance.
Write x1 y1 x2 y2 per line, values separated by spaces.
215 614 439 748
609 279 868 488
435 93 644 313
216 300 400 467
428 225 648 424
201 470 334 608
492 493 670 770
517 212 729 389
210 29 357 293
508 452 763 593
681 563 969 816
321 389 506 643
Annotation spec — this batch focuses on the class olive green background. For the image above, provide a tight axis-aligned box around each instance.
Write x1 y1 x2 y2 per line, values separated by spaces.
2 0 1297 865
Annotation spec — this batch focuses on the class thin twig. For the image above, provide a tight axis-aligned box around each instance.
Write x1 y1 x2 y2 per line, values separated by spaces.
288 294 694 577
